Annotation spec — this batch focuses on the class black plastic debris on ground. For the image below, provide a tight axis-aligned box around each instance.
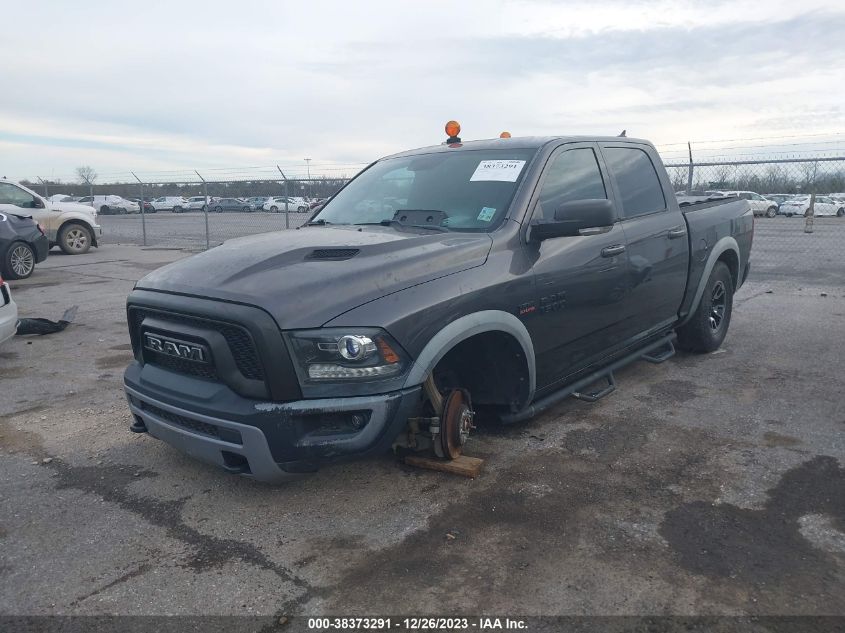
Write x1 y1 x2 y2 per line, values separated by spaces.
16 306 79 336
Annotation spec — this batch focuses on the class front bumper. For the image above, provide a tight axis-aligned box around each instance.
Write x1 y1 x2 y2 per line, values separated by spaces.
124 361 422 483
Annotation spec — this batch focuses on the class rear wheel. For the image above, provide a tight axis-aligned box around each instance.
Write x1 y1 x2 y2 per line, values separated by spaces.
243 206 250 212
3 242 36 279
297 205 307 212
215 206 223 213
765 206 777 218
676 261 733 353
173 205 182 213
58 223 92 255
270 205 278 212
838 208 844 217
100 205 110 215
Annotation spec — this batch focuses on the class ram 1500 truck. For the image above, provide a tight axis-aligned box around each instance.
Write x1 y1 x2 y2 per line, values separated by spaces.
123 130 753 482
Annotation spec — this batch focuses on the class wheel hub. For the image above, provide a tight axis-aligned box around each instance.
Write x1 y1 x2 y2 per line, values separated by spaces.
11 246 34 276
709 280 726 331
434 388 475 460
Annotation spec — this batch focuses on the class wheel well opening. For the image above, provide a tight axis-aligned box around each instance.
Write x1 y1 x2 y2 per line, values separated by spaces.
717 250 739 289
432 331 530 416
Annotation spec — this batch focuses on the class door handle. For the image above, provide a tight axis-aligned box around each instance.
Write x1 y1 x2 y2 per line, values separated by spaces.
668 226 687 239
601 244 626 257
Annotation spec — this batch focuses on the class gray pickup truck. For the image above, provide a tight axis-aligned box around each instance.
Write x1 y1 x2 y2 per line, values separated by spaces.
123 131 753 482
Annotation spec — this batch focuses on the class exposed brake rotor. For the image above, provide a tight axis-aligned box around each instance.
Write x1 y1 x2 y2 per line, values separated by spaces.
435 388 475 460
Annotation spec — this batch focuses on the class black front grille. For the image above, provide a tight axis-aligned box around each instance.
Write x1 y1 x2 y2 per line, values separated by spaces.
145 349 217 380
139 401 242 445
130 308 264 381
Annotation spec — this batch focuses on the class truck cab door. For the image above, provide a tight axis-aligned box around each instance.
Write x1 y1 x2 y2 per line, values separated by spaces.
598 143 690 340
521 143 631 391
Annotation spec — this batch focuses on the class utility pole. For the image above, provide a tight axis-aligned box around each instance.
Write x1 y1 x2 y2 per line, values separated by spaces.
304 158 312 200
277 165 290 229
37 177 49 197
131 171 147 246
196 170 210 250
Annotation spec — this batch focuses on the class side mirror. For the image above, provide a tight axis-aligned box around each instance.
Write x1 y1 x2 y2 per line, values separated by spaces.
33 197 46 209
529 199 615 242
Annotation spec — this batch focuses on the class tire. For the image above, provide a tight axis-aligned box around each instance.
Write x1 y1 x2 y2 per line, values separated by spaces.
243 206 250 212
676 261 733 353
765 207 777 218
202 205 207 212
173 206 182 213
58 222 92 255
100 205 110 215
215 206 223 213
270 206 278 212
838 208 845 217
297 206 307 212
3 241 36 280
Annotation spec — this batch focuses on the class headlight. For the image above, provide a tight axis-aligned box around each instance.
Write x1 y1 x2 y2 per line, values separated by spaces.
284 327 409 390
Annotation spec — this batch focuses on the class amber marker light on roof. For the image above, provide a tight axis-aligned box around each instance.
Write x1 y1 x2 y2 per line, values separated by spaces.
445 120 461 138
500 131 512 138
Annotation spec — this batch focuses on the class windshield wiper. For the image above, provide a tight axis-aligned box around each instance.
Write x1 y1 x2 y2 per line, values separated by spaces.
305 218 332 226
353 220 448 232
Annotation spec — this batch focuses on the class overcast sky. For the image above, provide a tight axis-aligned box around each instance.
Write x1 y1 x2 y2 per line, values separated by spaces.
3 0 845 182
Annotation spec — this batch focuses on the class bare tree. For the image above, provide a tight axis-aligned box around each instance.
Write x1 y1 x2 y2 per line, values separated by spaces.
75 166 97 185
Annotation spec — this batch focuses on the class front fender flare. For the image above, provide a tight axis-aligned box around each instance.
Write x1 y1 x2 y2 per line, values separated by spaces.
401 310 536 407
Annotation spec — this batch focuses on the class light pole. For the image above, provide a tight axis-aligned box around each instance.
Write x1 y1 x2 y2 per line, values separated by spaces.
304 158 311 200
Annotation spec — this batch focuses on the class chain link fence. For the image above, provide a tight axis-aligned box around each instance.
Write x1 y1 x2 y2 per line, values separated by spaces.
665 156 845 287
24 154 845 286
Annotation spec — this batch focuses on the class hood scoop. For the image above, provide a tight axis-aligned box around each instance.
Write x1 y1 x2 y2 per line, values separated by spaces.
306 248 360 261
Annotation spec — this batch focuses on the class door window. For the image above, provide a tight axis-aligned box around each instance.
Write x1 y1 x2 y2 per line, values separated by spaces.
603 147 666 218
0 183 37 207
535 148 606 220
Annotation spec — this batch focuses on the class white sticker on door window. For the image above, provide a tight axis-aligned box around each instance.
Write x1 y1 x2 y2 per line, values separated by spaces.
470 160 526 182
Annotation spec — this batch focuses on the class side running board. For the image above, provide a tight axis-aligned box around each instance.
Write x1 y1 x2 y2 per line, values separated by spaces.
572 372 616 402
640 340 676 364
499 333 677 425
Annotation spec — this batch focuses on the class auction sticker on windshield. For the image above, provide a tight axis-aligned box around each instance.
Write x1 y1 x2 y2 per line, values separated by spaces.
470 160 526 182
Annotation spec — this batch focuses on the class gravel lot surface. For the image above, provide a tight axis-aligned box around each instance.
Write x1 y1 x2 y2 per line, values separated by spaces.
1 244 843 621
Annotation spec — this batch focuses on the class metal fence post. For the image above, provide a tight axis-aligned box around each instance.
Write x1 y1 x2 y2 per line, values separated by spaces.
277 165 290 229
131 171 146 246
196 170 210 250
686 142 694 194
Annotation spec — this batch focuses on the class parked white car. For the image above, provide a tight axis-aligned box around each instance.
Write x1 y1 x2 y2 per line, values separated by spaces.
0 181 103 254
184 196 210 211
77 195 139 215
262 197 309 212
151 196 188 212
779 196 845 217
0 274 17 347
48 193 81 203
718 191 779 217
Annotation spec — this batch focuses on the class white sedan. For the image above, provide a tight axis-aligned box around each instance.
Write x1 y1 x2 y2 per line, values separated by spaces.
778 196 845 217
262 197 309 212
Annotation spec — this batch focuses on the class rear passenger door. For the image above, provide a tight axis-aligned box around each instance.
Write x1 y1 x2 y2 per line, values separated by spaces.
599 143 690 339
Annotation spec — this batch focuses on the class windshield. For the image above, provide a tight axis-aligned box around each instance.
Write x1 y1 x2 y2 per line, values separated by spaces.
313 148 537 231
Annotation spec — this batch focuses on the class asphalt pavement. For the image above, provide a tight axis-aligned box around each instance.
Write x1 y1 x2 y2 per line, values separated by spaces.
0 244 843 620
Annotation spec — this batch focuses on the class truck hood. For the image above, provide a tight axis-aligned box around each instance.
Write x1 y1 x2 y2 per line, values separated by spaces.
135 225 493 328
